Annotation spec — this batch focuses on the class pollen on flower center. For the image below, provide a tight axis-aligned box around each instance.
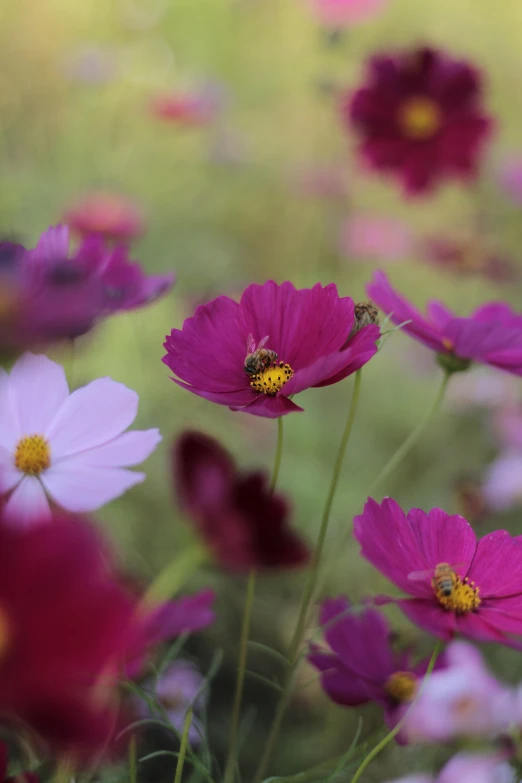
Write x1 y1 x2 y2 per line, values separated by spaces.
434 573 481 614
385 671 418 703
0 607 11 662
398 97 442 139
249 362 294 396
15 434 51 475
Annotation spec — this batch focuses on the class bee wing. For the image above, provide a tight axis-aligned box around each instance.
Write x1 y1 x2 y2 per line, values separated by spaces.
246 333 256 353
407 568 433 581
251 335 270 359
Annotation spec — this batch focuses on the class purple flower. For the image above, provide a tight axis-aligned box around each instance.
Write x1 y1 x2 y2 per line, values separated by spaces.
367 271 522 375
354 498 522 646
137 660 206 745
0 352 161 525
308 596 444 733
344 46 493 195
163 281 380 418
385 753 515 783
401 641 514 743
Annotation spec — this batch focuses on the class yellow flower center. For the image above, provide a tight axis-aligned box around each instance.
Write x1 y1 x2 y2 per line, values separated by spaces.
433 570 481 614
249 361 294 396
0 607 11 662
385 671 418 703
398 97 442 139
441 337 454 351
15 434 51 475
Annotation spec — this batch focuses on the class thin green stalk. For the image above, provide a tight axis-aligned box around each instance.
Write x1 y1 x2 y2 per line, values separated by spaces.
224 570 256 783
270 417 284 492
174 708 193 783
350 640 442 783
129 735 137 783
145 543 207 604
254 370 363 783
368 370 451 495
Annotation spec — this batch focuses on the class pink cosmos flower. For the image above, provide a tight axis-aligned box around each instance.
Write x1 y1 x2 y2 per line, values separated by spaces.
354 498 522 646
163 281 380 418
149 82 224 126
308 596 444 733
64 192 145 243
367 271 522 375
401 641 514 743
446 369 520 413
338 214 413 262
0 353 161 525
344 47 493 195
483 453 522 512
385 753 515 783
304 0 391 28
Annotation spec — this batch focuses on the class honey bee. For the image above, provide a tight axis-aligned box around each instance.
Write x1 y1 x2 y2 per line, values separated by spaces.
408 562 466 597
244 334 278 375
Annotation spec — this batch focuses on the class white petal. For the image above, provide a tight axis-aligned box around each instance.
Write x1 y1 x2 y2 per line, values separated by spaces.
41 458 145 513
9 352 69 434
0 445 23 493
0 369 22 451
46 378 139 459
4 476 51 527
67 429 162 467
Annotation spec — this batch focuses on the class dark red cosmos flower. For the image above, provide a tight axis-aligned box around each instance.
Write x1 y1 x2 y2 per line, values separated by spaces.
308 597 445 735
173 431 310 571
0 742 38 783
0 512 137 754
344 46 493 194
163 280 380 418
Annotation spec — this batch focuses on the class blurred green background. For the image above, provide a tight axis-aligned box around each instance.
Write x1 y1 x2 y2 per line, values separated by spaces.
3 0 522 779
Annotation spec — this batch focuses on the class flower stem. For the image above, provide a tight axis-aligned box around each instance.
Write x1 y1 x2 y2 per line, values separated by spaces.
129 735 137 783
174 708 193 783
350 639 442 783
368 369 451 495
145 542 207 604
254 369 363 783
224 569 256 783
270 416 284 492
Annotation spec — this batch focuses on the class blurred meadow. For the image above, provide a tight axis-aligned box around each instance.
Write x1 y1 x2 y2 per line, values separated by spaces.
3 0 522 778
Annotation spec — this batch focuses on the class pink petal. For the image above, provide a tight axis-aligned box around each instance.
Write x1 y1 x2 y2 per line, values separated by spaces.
237 394 304 418
456 610 517 645
41 459 145 512
0 445 22 492
46 378 139 458
397 598 456 640
0 370 22 451
469 530 522 598
4 476 51 527
66 429 162 467
9 353 69 435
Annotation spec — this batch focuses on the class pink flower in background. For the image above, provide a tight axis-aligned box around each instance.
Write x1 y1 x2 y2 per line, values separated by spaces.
497 156 522 203
293 164 348 200
401 641 513 743
483 453 522 512
0 353 161 525
163 281 380 417
150 82 224 127
344 47 493 194
367 271 522 375
354 497 522 646
305 0 391 28
446 368 521 412
385 753 515 783
308 596 445 733
64 192 145 243
63 45 117 85
339 214 413 262
422 237 517 283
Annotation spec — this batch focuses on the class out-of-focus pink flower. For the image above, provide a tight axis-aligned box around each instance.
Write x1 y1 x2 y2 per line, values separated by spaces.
64 192 145 243
483 452 522 512
63 45 117 85
304 0 391 28
385 753 515 783
497 156 522 203
293 165 348 200
401 641 513 743
0 352 161 525
422 237 517 283
345 46 493 195
149 82 224 126
339 214 413 262
354 497 522 647
446 368 520 413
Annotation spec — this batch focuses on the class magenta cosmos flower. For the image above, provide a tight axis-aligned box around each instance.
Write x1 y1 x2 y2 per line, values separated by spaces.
345 46 493 195
354 498 522 646
0 353 161 525
64 191 145 243
163 281 380 417
173 431 309 570
308 596 444 732
367 271 522 375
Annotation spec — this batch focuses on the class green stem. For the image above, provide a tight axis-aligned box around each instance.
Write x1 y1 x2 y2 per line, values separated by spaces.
350 640 442 783
145 542 207 604
173 708 193 783
368 370 451 495
129 735 137 783
224 570 256 783
254 370 363 783
270 417 284 492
